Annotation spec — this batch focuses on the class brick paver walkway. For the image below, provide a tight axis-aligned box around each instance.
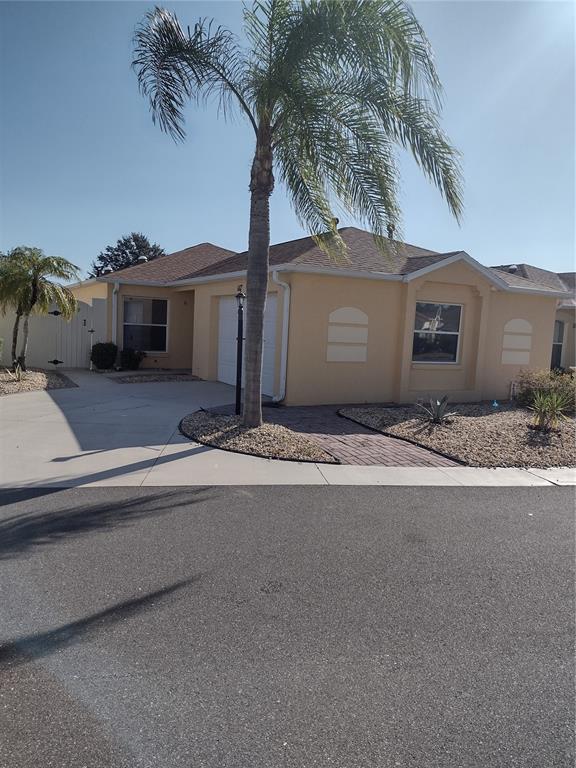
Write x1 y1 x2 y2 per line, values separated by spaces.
214 403 457 466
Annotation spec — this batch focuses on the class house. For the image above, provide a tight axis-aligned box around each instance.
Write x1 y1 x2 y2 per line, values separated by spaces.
70 228 572 405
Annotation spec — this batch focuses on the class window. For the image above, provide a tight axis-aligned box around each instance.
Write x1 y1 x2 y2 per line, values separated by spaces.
123 297 168 352
412 302 461 363
551 320 564 369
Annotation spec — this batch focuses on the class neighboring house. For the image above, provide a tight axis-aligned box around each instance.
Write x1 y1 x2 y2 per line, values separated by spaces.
70 228 571 405
492 264 576 371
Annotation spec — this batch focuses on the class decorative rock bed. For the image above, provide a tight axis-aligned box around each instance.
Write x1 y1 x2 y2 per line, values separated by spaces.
180 410 338 463
340 403 575 468
0 368 76 396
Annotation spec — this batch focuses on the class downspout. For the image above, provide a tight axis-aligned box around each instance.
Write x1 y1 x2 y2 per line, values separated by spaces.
111 281 120 346
271 270 290 403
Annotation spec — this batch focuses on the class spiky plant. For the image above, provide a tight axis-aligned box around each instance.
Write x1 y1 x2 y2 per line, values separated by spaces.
415 395 457 425
133 1 463 426
529 390 572 431
0 247 79 370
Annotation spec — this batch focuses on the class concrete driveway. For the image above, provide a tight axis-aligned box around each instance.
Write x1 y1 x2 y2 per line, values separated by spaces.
0 371 300 487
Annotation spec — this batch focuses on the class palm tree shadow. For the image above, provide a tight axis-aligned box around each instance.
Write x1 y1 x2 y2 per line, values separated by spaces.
0 489 212 560
0 576 200 669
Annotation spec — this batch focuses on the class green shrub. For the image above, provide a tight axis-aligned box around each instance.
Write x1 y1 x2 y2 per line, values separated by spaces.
120 348 146 370
529 390 572 431
91 342 118 370
515 369 575 413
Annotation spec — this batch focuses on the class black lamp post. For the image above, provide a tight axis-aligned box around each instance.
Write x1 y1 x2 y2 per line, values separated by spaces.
235 286 246 415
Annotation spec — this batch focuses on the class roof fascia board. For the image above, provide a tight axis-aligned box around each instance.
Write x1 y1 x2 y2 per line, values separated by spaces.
170 264 404 286
67 277 99 289
99 277 171 287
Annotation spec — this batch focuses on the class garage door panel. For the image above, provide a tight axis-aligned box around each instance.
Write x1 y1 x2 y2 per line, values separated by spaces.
218 295 276 396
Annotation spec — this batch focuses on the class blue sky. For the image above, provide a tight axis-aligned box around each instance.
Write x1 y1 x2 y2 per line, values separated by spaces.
0 1 574 278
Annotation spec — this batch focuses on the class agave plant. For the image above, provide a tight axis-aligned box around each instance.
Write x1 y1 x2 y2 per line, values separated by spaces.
415 395 457 425
529 391 571 431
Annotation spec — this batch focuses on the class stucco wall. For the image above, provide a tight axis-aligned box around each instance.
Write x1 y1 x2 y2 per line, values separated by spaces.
283 261 560 406
482 291 558 398
70 280 109 305
284 272 403 405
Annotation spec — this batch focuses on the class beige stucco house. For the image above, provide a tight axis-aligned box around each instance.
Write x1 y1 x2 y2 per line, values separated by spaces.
71 228 573 406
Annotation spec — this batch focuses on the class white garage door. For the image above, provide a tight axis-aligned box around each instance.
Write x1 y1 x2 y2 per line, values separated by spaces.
218 294 277 396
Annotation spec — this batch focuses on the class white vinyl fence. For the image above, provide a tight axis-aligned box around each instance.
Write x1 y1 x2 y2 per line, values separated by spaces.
0 298 107 369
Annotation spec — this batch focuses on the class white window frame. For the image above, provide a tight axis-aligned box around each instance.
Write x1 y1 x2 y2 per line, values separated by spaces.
123 296 169 354
412 301 463 365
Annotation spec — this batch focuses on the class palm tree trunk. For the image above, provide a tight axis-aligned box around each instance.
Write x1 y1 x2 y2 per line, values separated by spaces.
17 314 30 371
11 312 21 369
243 124 274 428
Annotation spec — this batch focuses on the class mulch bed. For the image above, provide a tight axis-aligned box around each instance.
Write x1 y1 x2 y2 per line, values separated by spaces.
340 403 575 468
0 368 77 396
180 410 338 463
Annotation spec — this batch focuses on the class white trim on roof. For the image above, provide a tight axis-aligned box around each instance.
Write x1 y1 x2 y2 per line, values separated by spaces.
66 277 100 289
98 277 172 287
402 251 570 297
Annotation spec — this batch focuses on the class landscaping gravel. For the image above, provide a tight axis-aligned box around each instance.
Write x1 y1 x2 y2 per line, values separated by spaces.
180 410 338 463
0 368 76 396
340 403 576 468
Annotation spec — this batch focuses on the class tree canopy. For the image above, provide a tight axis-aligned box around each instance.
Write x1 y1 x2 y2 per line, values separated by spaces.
0 246 79 368
90 233 165 276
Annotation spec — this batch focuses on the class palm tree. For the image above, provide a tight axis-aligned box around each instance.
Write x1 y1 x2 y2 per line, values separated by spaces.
0 247 79 370
133 0 463 426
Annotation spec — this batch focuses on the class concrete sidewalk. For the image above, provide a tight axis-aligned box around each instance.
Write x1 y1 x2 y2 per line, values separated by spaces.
0 371 574 489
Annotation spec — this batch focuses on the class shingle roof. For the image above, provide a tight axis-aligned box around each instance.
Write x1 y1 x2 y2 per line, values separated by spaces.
558 272 576 291
101 243 236 283
189 227 445 279
96 227 571 296
490 263 569 292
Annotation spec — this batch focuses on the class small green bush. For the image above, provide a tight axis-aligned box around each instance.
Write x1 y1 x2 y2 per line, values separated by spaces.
91 342 118 370
515 369 575 413
120 348 146 370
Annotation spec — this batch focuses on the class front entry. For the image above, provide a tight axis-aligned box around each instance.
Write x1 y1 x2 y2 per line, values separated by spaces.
217 294 277 396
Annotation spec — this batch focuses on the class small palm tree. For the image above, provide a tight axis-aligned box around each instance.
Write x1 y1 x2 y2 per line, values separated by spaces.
0 247 79 370
134 0 463 426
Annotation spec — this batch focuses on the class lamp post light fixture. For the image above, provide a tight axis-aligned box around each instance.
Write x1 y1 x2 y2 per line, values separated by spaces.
235 286 246 415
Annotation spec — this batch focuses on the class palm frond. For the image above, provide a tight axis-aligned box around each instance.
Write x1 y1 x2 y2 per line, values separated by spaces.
133 7 257 139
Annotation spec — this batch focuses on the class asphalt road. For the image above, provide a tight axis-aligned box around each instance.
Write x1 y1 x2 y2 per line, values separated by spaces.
0 486 574 768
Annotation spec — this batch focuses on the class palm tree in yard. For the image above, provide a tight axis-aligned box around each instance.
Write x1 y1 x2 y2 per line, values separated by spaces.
133 0 463 427
0 247 79 370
